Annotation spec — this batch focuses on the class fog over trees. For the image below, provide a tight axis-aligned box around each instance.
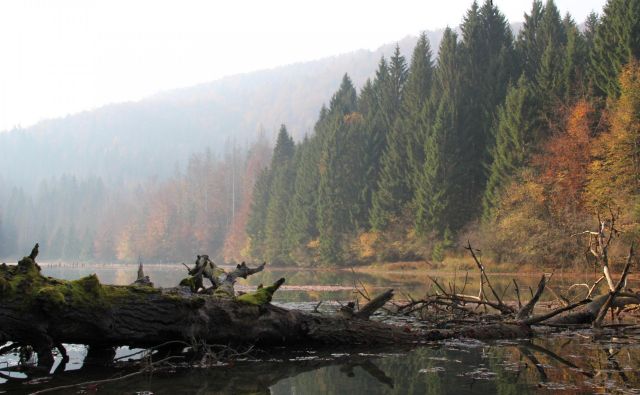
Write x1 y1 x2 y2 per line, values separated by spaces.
2 0 638 268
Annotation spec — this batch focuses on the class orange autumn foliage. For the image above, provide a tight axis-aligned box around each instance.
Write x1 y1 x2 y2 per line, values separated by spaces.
535 99 596 214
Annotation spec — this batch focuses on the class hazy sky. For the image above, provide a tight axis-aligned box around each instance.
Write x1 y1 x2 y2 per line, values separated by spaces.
0 0 606 132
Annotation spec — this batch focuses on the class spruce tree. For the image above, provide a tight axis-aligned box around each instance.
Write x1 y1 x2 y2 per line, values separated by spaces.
517 0 545 80
413 28 461 235
246 167 272 257
317 76 358 264
414 94 457 235
284 136 320 251
359 51 408 229
589 0 640 98
561 16 588 100
457 0 515 222
264 125 296 264
482 75 537 219
371 34 433 229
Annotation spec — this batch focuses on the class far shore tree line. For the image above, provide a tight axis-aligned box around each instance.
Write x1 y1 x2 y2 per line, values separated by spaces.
0 0 638 268
246 0 640 267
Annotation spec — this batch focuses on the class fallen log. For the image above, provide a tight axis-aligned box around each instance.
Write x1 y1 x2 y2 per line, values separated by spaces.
0 255 532 371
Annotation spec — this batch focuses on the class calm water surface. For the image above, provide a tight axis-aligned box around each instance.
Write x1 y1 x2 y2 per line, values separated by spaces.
1 263 638 394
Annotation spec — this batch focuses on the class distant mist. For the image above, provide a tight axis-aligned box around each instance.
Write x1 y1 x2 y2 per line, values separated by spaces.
0 31 445 192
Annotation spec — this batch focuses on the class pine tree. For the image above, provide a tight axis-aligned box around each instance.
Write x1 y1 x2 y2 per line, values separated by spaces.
561 16 588 100
317 76 359 264
516 0 571 140
483 75 537 219
264 125 296 264
284 136 320 251
414 28 460 235
589 0 640 98
415 93 458 235
583 12 599 53
246 170 273 257
371 34 433 229
517 0 545 80
534 1 567 114
457 0 516 222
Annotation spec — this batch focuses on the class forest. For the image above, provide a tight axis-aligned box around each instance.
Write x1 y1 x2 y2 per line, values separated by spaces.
246 0 640 268
1 0 639 270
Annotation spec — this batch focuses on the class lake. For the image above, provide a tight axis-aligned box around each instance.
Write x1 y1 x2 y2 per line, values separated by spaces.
1 263 639 394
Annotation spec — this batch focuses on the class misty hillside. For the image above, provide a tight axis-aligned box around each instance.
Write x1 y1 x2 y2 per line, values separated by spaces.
0 31 445 191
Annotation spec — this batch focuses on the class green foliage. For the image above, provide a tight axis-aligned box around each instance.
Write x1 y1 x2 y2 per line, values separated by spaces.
246 167 272 257
284 137 320 251
264 126 296 264
245 1 640 268
371 34 434 230
431 228 453 263
483 75 537 219
455 0 516 223
589 0 640 97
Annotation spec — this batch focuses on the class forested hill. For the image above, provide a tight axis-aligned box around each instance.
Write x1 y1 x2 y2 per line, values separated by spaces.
246 0 640 268
0 32 444 191
1 30 454 263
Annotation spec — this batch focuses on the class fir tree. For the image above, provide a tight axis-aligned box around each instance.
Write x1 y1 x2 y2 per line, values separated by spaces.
483 75 537 219
317 76 359 264
264 125 296 264
415 94 457 235
589 0 640 98
561 16 588 100
414 28 461 235
457 0 515 222
517 0 545 79
284 136 320 251
371 34 433 229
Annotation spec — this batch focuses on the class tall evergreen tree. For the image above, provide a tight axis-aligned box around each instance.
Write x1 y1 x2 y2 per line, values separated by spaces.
589 0 640 98
358 51 408 229
483 75 537 219
456 0 516 222
516 0 571 139
534 1 568 116
284 136 320 252
317 75 358 264
414 93 458 234
413 28 461 234
264 125 296 264
517 1 545 79
371 34 433 229
561 16 588 100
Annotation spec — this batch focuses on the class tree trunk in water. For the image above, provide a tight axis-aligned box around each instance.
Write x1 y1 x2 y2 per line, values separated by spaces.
0 257 532 370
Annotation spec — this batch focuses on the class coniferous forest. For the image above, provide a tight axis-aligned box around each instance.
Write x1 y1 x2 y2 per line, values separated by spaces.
1 0 638 269
246 0 640 267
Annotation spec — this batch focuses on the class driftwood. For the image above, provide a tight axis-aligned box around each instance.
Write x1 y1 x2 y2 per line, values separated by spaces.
0 250 534 372
1 229 638 375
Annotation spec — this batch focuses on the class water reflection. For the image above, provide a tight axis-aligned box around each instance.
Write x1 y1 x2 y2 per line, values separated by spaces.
3 335 639 394
1 263 638 394
39 262 623 303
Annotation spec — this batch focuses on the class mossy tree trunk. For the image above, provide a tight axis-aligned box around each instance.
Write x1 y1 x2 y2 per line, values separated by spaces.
0 256 535 371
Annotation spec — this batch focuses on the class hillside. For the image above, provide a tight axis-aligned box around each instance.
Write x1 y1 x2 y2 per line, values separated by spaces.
0 31 444 191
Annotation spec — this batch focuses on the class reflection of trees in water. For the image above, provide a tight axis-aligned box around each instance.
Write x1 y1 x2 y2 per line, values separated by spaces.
2 337 640 394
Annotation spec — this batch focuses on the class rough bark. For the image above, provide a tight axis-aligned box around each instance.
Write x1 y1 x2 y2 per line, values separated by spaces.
0 257 532 370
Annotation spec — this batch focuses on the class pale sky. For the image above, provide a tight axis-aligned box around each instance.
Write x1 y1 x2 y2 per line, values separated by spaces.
0 0 606 132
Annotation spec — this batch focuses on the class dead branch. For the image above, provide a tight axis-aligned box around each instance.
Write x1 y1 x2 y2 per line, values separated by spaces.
523 299 591 326
593 245 634 328
354 289 394 320
516 275 547 320
465 241 514 314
